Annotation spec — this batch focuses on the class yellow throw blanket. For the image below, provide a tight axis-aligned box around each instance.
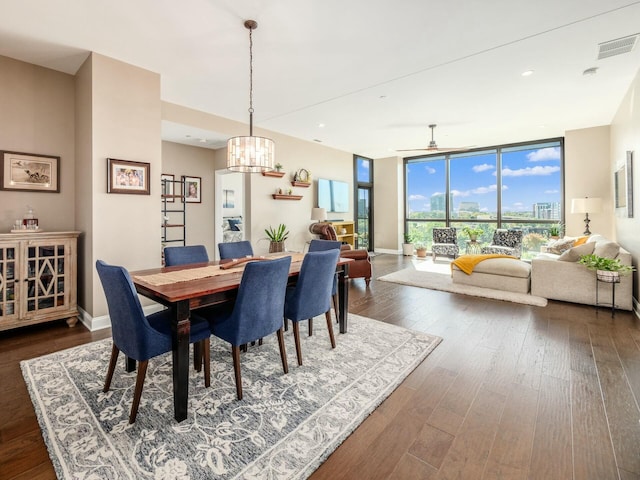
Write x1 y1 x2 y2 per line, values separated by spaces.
451 254 517 275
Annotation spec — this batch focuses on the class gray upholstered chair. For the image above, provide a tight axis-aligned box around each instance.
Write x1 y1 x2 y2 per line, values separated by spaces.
432 227 459 261
481 229 523 258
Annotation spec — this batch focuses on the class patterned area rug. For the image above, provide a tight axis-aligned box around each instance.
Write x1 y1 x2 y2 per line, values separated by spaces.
21 314 441 480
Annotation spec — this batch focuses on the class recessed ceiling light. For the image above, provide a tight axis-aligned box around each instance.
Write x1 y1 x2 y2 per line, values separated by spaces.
185 134 192 138
313 139 323 143
318 123 325 128
379 95 387 99
199 138 207 143
521 70 534 77
583 67 599 76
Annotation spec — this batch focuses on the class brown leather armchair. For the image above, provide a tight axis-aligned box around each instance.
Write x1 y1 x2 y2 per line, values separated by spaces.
309 223 372 285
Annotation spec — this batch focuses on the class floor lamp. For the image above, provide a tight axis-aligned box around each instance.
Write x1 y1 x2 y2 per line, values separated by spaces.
571 197 602 235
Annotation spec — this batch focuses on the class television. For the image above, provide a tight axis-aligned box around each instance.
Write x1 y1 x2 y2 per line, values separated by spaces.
317 178 349 213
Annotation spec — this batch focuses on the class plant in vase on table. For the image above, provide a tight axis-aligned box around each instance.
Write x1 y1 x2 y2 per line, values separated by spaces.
265 223 289 253
461 226 483 242
415 243 428 258
548 222 564 240
578 254 635 283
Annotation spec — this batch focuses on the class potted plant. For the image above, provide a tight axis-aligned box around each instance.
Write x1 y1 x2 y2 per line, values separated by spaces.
461 226 483 242
265 223 289 253
274 163 283 172
548 223 564 240
415 243 428 258
578 253 635 283
402 233 414 256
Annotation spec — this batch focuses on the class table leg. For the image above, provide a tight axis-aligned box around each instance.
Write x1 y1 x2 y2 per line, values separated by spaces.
338 264 349 334
172 300 191 422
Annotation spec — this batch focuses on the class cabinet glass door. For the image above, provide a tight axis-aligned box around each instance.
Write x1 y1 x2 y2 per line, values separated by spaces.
26 242 67 313
0 245 18 319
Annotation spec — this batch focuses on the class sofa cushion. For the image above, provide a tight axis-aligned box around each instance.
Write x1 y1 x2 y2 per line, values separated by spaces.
593 241 620 259
558 242 595 262
547 238 574 254
573 236 589 246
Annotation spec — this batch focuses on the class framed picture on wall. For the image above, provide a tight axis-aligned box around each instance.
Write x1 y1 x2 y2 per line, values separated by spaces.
223 189 235 208
183 175 201 203
0 150 60 193
161 173 175 202
107 158 150 195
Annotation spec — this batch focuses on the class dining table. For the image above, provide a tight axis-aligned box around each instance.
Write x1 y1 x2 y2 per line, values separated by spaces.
130 252 353 422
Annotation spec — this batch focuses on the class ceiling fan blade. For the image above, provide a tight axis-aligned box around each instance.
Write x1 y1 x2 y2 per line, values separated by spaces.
396 145 474 153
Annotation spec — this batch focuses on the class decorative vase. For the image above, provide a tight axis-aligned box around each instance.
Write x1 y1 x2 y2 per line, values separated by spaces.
596 270 620 283
416 248 428 258
469 234 477 242
269 241 285 253
402 243 414 256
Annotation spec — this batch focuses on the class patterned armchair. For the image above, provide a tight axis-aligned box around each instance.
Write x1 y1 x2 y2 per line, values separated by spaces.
481 229 523 258
432 227 459 261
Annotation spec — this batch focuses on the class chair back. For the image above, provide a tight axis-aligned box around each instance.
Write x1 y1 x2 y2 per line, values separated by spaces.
285 249 340 321
164 245 209 266
309 239 341 252
218 240 254 260
433 227 457 244
492 229 523 248
309 222 338 241
96 260 169 361
224 256 291 345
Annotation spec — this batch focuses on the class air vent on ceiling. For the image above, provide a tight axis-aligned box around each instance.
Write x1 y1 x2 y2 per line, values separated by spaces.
597 33 639 60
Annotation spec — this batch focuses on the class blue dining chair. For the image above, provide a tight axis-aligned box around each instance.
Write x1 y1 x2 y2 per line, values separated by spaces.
96 260 212 423
218 240 254 260
163 244 211 372
284 249 340 366
208 256 291 400
307 239 341 332
164 245 209 266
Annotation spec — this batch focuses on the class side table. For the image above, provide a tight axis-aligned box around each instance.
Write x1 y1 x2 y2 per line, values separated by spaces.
465 240 482 255
595 270 620 317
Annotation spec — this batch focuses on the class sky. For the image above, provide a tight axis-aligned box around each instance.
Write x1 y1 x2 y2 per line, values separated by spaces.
406 142 562 216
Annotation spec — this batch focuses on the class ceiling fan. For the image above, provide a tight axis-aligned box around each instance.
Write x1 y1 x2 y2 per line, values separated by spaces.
397 124 472 153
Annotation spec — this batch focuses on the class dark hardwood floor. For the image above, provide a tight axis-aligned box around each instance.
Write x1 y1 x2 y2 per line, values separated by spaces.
1 254 639 479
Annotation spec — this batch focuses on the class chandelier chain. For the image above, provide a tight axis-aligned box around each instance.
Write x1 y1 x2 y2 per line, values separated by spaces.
248 26 254 115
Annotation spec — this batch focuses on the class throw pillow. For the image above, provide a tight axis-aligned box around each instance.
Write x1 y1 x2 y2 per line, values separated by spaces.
593 241 620 259
557 242 595 262
547 238 575 254
573 236 589 246
228 218 242 231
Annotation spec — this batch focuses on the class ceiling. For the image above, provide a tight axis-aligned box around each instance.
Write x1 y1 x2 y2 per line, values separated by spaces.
1 0 640 159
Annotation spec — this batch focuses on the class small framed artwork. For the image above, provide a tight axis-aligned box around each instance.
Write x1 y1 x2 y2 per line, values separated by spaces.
0 151 60 193
183 175 202 203
107 158 150 195
161 173 175 202
615 151 634 218
223 189 235 208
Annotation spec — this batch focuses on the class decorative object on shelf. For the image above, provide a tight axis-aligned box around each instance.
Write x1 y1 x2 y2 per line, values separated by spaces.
161 173 175 202
571 196 602 235
293 168 311 184
275 163 283 172
265 223 289 253
183 175 202 203
23 205 38 230
107 158 150 195
614 151 633 218
0 150 60 193
227 20 275 173
287 188 293 195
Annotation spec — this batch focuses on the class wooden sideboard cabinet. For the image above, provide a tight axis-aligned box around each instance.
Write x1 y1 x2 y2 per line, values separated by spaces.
0 231 79 331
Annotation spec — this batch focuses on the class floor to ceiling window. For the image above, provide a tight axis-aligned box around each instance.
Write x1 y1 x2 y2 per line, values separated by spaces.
404 138 563 259
354 155 373 251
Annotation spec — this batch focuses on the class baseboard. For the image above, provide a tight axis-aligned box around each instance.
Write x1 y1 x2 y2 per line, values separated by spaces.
78 303 166 332
375 248 404 255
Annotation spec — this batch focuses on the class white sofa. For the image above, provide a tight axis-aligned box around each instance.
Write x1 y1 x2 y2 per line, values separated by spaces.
531 234 633 310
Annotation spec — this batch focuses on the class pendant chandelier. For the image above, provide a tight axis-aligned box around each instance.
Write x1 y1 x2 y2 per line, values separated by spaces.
227 20 275 173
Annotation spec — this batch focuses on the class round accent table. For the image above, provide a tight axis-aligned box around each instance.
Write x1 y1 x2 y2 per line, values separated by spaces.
465 240 482 254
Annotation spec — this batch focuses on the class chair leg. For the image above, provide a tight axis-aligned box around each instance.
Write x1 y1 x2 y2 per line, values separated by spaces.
308 318 313 336
202 339 211 388
129 359 148 424
231 345 243 400
258 338 263 346
276 328 288 374
103 343 120 392
284 317 289 331
194 342 202 372
332 294 339 323
292 321 303 366
325 311 336 348
365 277 371 286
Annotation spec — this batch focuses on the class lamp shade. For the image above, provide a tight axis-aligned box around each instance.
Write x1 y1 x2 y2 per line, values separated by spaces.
571 197 602 214
310 207 327 222
227 136 275 173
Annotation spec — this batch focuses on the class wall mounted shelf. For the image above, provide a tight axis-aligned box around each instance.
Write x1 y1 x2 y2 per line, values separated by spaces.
291 181 311 187
272 194 303 200
262 171 285 178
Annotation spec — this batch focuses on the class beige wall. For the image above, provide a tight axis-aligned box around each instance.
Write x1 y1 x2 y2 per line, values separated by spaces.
0 56 76 231
373 156 404 252
611 68 640 304
564 126 613 239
